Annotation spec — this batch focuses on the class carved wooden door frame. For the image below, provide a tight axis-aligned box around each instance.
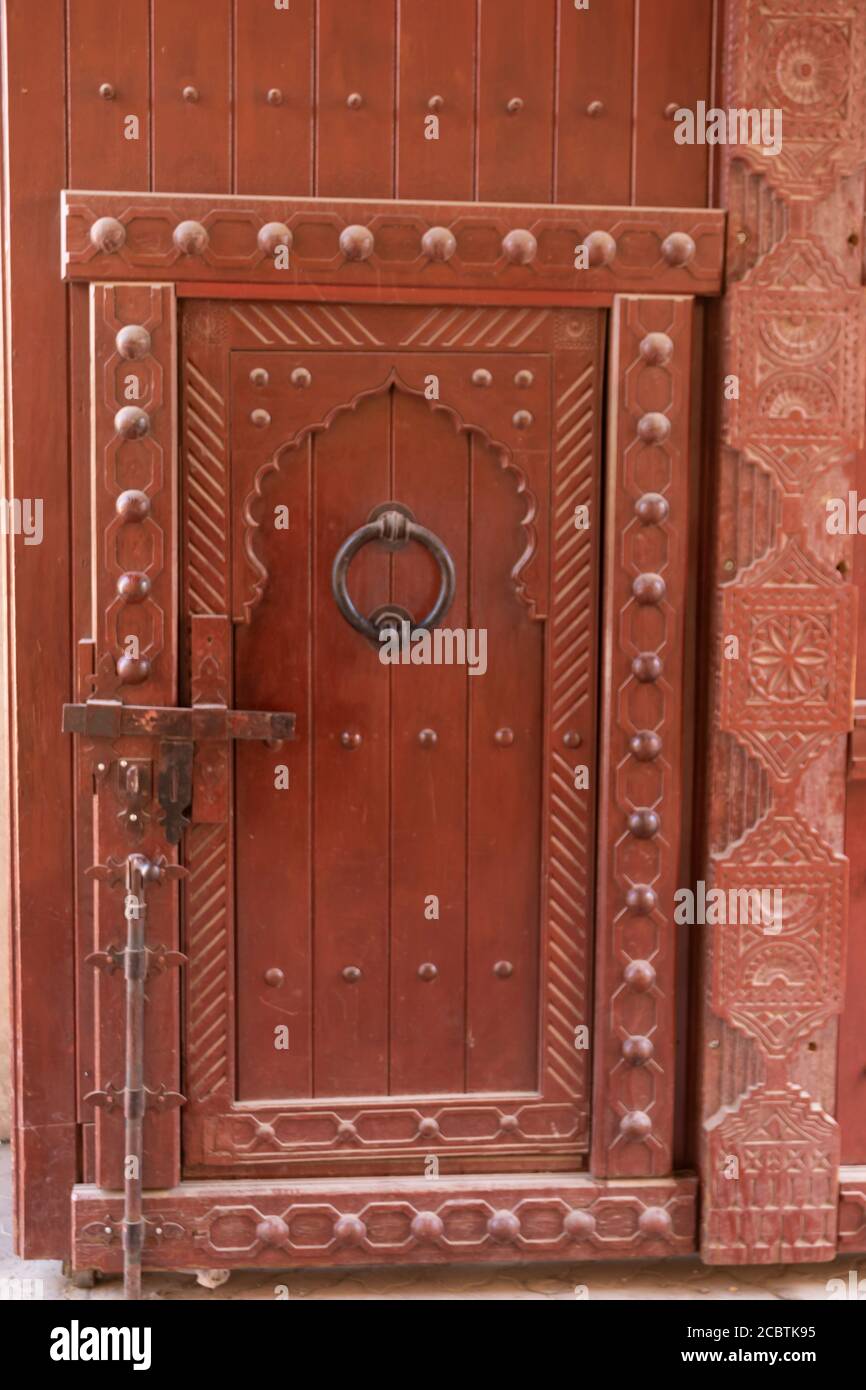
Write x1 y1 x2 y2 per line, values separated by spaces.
49 192 712 1272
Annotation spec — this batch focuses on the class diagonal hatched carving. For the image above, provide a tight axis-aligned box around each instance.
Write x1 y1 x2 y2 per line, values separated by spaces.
184 356 229 616
544 361 596 1099
185 823 231 1103
230 302 384 348
400 305 549 349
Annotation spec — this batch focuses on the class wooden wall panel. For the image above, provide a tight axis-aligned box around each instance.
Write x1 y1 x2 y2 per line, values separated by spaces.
633 0 715 207
465 437 545 1093
316 0 396 198
396 0 476 201
152 0 232 193
67 0 151 190
312 398 392 1095
3 0 76 1260
699 0 866 1263
232 422 313 1103
555 0 634 205
389 395 469 1094
477 0 556 203
234 0 314 195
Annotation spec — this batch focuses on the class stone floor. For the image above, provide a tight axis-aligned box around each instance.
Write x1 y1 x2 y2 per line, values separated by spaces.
2 1144 862 1300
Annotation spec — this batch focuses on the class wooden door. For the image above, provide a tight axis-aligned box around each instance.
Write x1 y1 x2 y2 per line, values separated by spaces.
180 299 605 1177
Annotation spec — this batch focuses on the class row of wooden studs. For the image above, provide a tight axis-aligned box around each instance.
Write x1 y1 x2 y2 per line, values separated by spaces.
614 327 677 1142
87 216 698 269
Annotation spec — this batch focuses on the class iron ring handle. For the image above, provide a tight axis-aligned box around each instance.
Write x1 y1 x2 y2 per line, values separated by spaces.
331 502 456 645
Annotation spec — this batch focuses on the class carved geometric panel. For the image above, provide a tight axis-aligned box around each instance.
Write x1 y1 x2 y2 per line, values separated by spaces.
713 812 847 1054
704 1082 840 1264
726 0 866 201
721 536 857 778
724 236 866 490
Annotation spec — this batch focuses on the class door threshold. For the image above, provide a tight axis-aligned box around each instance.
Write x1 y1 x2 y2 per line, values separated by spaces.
72 1172 697 1272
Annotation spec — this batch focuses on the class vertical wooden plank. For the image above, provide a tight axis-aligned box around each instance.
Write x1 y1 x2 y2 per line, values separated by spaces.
233 431 313 1102
2 0 77 1259
592 294 693 1178
633 0 714 207
313 393 391 1095
235 0 314 195
89 283 180 1191
555 0 634 205
389 391 468 1094
316 0 396 198
67 0 150 189
465 437 544 1093
152 0 231 193
396 0 476 201
476 0 556 202
70 283 96 1130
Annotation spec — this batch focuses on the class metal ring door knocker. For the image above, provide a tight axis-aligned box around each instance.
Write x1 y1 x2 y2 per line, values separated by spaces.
331 502 456 644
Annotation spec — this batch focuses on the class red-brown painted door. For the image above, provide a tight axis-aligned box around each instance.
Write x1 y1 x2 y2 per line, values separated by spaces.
180 299 605 1177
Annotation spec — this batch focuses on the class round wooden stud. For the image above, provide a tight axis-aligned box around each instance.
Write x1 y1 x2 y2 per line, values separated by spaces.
639 331 674 366
628 808 660 839
635 492 670 524
632 572 666 605
115 489 151 523
115 324 151 361
90 217 126 254
173 220 209 255
421 226 457 262
582 230 617 267
631 652 663 682
624 959 657 992
116 655 151 685
487 1210 521 1242
639 1206 673 1238
339 224 375 261
564 1209 596 1239
411 1211 444 1241
257 221 293 256
625 885 657 915
637 411 672 444
661 231 696 266
115 572 151 603
619 1110 653 1140
629 730 662 761
501 228 537 265
334 1214 366 1245
255 1215 289 1245
114 405 150 439
622 1036 655 1065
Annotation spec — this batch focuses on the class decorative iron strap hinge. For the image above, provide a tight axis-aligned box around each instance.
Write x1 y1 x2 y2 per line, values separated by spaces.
62 698 296 843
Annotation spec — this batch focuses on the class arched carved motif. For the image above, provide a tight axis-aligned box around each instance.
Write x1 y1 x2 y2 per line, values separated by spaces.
239 367 540 624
